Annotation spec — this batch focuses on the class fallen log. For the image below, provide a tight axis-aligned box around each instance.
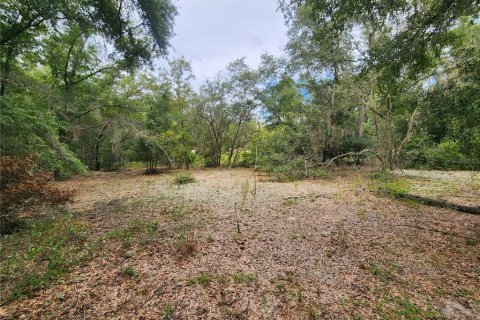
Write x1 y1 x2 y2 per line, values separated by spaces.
319 148 378 167
377 190 480 214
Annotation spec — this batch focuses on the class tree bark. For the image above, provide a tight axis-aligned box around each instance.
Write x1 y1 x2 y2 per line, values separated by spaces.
0 45 15 96
379 191 480 215
94 122 110 171
227 119 242 166
357 98 367 138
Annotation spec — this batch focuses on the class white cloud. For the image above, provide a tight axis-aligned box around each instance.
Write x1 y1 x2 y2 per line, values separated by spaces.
168 0 287 87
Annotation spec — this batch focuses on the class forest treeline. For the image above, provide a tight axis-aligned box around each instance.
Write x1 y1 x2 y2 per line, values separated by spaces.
1 0 479 180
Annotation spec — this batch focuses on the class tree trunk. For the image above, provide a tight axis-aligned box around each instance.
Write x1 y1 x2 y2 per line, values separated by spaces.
0 45 14 96
357 99 366 138
379 191 480 215
94 122 109 171
228 120 242 167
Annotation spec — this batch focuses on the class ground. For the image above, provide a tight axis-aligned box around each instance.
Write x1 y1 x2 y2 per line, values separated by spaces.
1 168 479 319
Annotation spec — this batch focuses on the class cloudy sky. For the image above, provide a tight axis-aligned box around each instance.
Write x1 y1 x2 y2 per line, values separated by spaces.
168 0 288 86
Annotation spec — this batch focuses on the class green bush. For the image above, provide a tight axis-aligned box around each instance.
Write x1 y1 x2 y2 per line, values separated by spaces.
308 168 334 179
425 140 469 169
369 170 397 182
174 172 196 184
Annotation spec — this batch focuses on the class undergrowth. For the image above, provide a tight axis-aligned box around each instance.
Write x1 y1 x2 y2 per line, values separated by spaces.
0 210 94 302
174 172 196 185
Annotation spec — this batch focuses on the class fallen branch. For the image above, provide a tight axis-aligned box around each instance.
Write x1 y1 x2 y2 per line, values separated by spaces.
320 149 376 167
378 191 480 214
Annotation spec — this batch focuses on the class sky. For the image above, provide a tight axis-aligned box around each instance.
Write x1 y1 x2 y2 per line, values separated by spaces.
168 0 288 87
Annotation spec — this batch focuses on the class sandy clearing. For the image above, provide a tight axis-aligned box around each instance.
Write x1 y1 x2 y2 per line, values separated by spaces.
2 168 480 319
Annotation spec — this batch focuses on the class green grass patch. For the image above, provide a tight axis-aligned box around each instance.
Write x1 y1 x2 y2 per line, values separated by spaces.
375 293 441 319
379 178 412 197
367 263 398 283
232 272 256 283
107 219 158 248
188 273 213 286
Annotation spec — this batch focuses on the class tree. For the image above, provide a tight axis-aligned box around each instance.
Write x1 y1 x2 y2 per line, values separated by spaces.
224 58 259 166
280 0 479 169
0 0 177 176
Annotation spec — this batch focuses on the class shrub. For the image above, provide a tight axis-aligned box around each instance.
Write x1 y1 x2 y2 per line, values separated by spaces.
308 168 334 179
174 172 196 185
369 170 396 182
426 140 468 169
0 155 74 234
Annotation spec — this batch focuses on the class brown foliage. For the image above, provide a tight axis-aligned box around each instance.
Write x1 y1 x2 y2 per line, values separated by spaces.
0 155 74 233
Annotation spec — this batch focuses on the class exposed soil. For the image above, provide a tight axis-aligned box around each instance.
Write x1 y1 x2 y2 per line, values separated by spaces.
1 168 479 319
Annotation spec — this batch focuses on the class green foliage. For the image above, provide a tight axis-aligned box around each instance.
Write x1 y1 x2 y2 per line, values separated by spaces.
308 169 334 179
108 219 158 248
119 265 139 279
174 172 196 185
367 263 398 283
375 293 441 319
425 141 472 170
162 303 174 320
369 170 396 182
188 273 213 286
232 272 257 283
0 212 93 302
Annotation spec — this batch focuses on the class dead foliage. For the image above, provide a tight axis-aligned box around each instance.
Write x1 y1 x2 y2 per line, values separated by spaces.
0 155 74 234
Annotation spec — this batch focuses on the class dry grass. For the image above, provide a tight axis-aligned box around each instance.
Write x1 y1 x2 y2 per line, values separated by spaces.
1 168 479 319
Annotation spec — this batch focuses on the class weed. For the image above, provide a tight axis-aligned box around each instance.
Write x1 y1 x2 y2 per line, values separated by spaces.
275 281 287 291
466 238 478 246
206 234 215 243
357 210 366 220
458 288 474 298
108 219 158 248
307 305 317 319
120 265 139 280
188 273 213 286
232 272 256 283
174 172 196 185
367 263 398 282
219 274 230 286
282 198 297 207
174 234 197 257
369 170 396 182
297 287 303 303
0 213 94 302
162 303 174 320
375 293 441 319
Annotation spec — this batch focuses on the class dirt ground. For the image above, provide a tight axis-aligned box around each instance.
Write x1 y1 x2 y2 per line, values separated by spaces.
1 168 480 319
